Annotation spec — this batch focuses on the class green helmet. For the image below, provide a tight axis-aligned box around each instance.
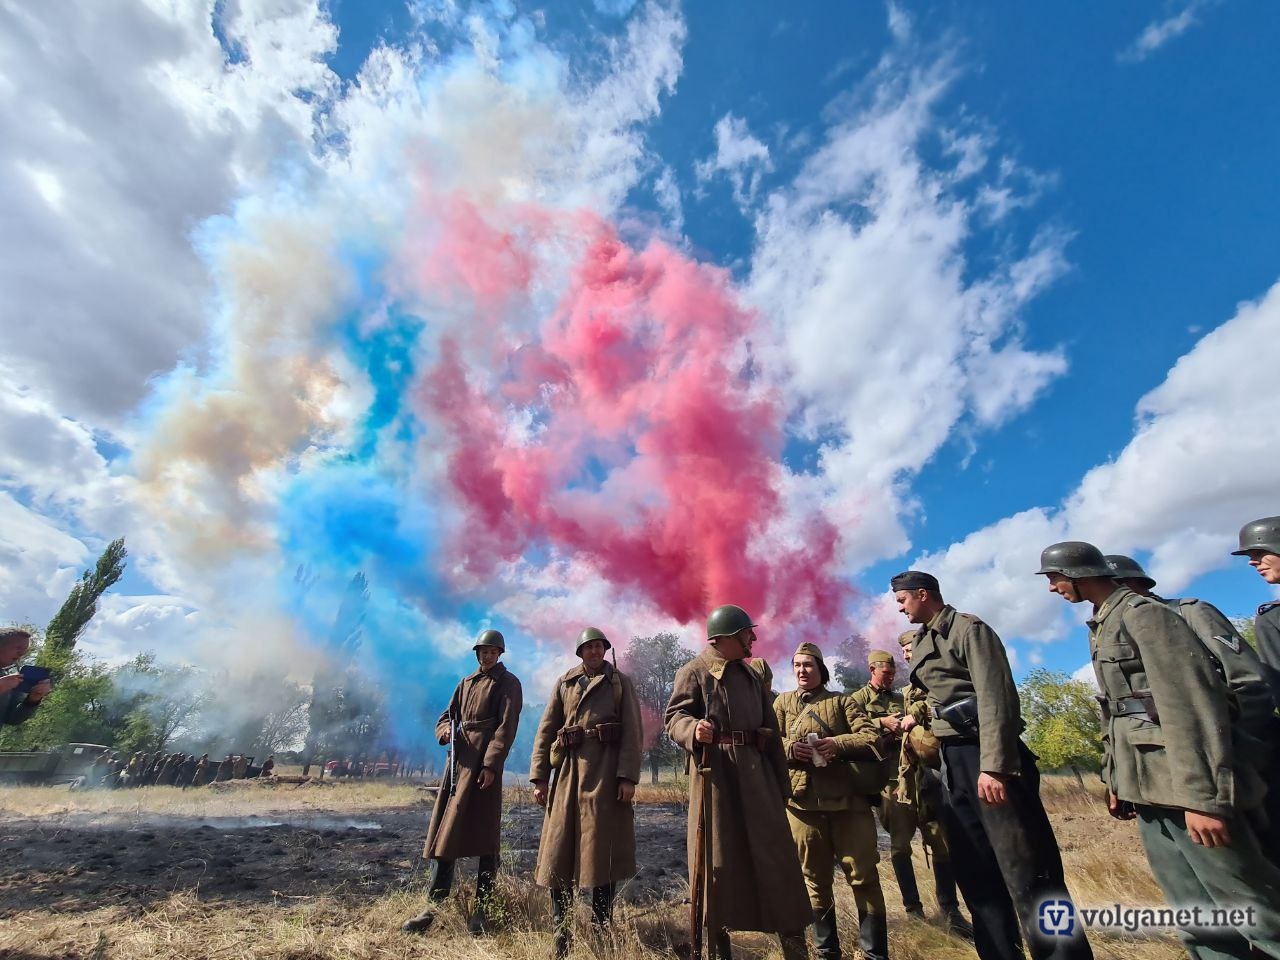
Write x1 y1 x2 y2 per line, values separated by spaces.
1036 541 1112 579
575 626 610 655
473 628 505 653
1232 516 1280 557
706 604 756 640
1104 554 1155 589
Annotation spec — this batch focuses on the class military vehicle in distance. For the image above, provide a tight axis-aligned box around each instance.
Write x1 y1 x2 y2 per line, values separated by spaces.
0 743 112 784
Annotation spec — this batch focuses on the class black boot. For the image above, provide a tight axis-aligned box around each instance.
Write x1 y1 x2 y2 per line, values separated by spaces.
468 855 498 936
589 882 616 926
931 860 973 940
551 887 573 959
891 854 923 916
712 928 733 960
402 859 453 933
779 931 809 960
858 912 888 960
812 907 840 960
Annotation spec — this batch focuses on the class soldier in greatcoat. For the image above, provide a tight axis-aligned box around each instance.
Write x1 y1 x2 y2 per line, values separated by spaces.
1041 541 1280 959
775 641 887 960
892 569 1092 960
403 629 523 937
664 604 811 960
530 627 643 959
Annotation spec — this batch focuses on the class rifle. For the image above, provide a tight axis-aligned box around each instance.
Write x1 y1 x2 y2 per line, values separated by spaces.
689 719 716 960
424 702 458 857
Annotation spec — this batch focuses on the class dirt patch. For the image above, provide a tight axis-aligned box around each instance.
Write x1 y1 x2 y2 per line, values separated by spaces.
0 801 694 917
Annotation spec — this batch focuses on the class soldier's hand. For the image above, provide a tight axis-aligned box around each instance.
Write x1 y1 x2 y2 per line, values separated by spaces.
477 768 496 790
790 740 815 762
813 737 838 762
1106 793 1136 821
900 715 917 733
617 779 636 803
0 674 23 694
26 679 52 702
694 720 716 744
880 714 902 734
977 772 1008 806
532 780 548 806
1185 811 1231 847
439 731 451 746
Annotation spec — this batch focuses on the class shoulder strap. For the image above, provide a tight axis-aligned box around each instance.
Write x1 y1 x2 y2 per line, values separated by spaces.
797 700 837 737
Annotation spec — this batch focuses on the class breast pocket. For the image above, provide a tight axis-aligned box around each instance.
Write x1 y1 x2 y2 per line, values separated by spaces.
1093 638 1141 693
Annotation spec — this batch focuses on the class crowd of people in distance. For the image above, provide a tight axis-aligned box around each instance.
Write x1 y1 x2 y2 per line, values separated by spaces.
76 750 275 790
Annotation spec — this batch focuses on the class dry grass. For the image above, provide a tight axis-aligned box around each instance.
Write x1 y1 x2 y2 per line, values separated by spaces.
0 776 1189 960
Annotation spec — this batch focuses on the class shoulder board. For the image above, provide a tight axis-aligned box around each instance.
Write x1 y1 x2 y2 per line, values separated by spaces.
1259 601 1280 616
956 612 985 626
1127 594 1154 608
1173 597 1198 608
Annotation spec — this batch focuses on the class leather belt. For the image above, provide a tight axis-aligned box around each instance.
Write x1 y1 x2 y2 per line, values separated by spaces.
460 718 498 731
714 730 756 747
1111 696 1148 717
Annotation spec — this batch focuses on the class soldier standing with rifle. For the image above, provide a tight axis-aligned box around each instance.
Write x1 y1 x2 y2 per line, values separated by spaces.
775 641 888 960
403 629 523 937
664 604 810 960
530 627 644 959
891 570 1091 960
1040 541 1280 959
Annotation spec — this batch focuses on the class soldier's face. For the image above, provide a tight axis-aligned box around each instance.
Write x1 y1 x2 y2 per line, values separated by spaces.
870 662 896 689
793 654 822 690
579 639 607 672
895 589 929 624
901 641 913 663
0 636 29 667
1045 572 1083 603
715 627 754 661
1246 550 1280 585
475 645 502 671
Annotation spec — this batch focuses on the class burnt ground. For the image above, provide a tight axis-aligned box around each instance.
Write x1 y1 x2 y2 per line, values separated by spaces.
0 801 694 918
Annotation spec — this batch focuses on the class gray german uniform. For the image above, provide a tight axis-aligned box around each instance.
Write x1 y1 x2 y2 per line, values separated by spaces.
909 605 1023 774
1257 601 1280 707
1088 587 1264 814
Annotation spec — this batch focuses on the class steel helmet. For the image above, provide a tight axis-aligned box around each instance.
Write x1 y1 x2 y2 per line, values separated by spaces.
473 628 506 653
706 604 756 640
1104 554 1155 589
1036 541 1112 579
575 626 610 655
1232 517 1280 557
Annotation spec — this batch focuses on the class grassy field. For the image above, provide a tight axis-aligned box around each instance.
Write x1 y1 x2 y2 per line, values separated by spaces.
0 775 1184 960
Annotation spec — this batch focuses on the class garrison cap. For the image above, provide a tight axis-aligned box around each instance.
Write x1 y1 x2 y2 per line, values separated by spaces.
867 649 895 666
791 642 830 685
897 629 918 648
890 570 940 593
1104 554 1155 589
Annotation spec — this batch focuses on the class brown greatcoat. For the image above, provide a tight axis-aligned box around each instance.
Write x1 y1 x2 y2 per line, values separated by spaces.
423 661 523 860
529 662 643 888
664 646 811 934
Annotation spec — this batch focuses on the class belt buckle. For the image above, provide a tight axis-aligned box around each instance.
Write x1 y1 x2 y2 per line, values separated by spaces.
730 730 747 747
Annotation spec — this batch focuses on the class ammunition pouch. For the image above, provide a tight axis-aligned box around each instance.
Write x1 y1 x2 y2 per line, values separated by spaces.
557 724 585 748
755 726 775 751
934 695 979 733
594 722 622 744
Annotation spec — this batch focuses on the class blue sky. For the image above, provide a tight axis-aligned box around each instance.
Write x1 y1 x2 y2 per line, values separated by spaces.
2 0 1278 697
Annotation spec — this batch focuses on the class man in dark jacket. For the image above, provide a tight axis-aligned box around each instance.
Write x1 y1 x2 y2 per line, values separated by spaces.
0 628 51 727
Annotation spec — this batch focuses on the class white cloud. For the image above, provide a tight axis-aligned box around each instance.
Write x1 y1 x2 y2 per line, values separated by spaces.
0 492 90 628
747 49 1068 573
1119 0 1218 63
922 280 1280 643
695 113 774 208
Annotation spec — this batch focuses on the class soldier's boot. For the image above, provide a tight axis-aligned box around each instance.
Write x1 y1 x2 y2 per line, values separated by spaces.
931 860 973 940
891 855 924 917
402 859 454 933
467 856 498 936
712 928 733 960
778 930 809 960
550 887 573 959
857 911 889 960
589 882 616 927
811 907 841 960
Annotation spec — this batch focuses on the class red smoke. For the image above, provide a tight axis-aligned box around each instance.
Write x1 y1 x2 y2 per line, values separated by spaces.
416 198 850 657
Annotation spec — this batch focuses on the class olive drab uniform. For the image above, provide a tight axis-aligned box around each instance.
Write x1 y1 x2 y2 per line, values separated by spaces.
910 602 1091 960
665 639 811 960
775 644 888 960
1089 587 1280 959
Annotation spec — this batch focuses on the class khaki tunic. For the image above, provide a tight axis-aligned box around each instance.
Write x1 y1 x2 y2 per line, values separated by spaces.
909 605 1023 775
847 683 905 794
529 662 643 889
665 648 811 934
1087 587 1262 814
424 662 523 860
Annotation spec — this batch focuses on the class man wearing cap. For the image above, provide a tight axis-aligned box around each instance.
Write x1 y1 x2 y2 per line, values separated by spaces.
0 628 52 727
530 627 643 959
1040 541 1280 959
775 641 888 960
664 604 811 960
404 629 523 937
1232 517 1280 706
891 570 1091 960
